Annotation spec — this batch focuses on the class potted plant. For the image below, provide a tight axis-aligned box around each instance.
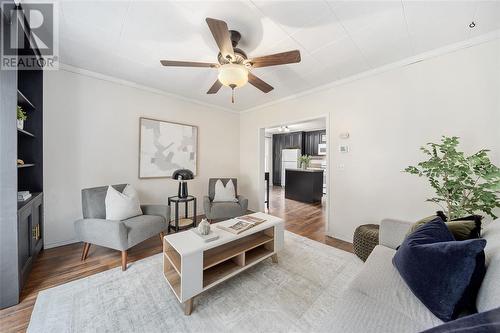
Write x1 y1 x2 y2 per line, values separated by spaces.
298 155 312 170
17 106 27 130
405 136 500 221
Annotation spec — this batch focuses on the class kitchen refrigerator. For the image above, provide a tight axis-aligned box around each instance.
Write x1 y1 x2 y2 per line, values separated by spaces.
281 149 301 187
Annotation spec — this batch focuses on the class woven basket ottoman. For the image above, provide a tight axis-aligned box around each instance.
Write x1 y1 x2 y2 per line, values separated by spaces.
353 224 380 262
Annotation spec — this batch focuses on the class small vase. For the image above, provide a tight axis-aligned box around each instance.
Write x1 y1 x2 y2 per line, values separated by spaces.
198 218 211 235
302 164 307 170
17 119 24 130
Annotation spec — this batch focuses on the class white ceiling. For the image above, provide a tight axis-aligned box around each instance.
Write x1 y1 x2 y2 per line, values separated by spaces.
52 0 500 111
265 117 326 134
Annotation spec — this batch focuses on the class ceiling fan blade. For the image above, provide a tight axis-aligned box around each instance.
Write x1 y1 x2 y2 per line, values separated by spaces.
248 50 301 68
160 60 218 68
206 18 235 61
207 80 222 94
248 73 274 93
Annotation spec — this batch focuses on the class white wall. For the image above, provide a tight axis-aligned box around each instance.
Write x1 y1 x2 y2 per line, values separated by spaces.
239 39 500 242
43 69 240 248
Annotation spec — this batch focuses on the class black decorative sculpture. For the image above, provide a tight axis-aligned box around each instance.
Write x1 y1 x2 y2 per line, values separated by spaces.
172 169 194 198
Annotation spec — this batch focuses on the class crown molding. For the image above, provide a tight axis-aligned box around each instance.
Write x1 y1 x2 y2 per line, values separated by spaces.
57 63 239 114
56 29 499 116
241 29 500 114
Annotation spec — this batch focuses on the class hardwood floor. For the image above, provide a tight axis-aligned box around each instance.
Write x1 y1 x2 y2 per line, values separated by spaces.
267 186 353 253
0 190 352 332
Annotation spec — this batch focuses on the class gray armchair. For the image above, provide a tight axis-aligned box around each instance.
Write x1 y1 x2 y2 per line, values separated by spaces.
203 178 248 221
74 184 170 271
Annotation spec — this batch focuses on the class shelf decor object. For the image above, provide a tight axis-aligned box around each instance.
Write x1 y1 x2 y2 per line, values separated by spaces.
139 117 198 179
197 218 211 235
17 106 26 130
162 212 284 315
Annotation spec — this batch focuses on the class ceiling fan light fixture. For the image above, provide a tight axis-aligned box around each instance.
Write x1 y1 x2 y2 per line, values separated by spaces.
218 63 248 88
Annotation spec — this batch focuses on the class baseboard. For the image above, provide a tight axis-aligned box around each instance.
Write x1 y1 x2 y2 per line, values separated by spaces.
325 231 352 244
44 238 78 249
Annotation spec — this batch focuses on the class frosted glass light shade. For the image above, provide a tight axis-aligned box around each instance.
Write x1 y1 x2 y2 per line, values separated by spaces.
218 64 248 88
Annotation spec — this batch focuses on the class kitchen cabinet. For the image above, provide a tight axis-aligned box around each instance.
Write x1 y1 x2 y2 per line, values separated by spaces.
272 134 284 185
304 130 326 156
17 193 43 291
285 169 324 203
272 130 325 186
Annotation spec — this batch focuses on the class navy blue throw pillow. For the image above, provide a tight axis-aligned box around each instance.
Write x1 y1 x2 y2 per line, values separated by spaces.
392 217 486 322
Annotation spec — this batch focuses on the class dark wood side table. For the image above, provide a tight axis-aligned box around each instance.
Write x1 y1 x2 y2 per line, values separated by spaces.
168 195 197 233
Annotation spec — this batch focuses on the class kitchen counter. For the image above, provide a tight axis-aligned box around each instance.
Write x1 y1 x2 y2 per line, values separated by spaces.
285 168 323 173
285 169 323 203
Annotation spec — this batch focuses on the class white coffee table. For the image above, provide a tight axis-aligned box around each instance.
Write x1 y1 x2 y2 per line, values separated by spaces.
162 212 284 315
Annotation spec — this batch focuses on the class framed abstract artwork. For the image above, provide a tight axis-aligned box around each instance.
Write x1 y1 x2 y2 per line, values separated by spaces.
139 117 198 178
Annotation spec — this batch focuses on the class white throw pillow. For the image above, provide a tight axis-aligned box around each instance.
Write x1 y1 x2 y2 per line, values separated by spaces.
213 179 238 202
105 185 143 220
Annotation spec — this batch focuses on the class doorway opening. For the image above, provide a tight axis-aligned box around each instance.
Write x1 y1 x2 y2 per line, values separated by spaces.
261 117 333 244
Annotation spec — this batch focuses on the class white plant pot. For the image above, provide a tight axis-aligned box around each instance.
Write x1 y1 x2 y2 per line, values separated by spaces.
17 119 24 130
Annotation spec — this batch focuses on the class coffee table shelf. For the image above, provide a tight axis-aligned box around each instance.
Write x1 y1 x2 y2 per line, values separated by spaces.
203 260 241 288
203 230 273 269
245 245 273 266
163 240 182 275
162 213 284 315
163 258 181 299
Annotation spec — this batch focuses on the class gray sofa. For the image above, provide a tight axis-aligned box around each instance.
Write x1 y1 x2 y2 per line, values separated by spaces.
329 218 500 332
203 178 248 221
74 184 170 271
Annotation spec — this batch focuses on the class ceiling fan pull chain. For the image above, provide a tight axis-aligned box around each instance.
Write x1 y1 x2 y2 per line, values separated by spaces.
229 84 236 103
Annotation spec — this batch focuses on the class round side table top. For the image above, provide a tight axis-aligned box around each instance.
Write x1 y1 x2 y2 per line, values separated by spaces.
169 195 195 203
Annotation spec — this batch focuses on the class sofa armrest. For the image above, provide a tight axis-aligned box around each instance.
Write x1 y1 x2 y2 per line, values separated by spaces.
379 218 413 250
74 218 128 251
237 195 248 212
141 204 170 222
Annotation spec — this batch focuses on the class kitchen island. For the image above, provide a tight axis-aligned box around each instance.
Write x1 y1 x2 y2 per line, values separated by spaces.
285 169 324 203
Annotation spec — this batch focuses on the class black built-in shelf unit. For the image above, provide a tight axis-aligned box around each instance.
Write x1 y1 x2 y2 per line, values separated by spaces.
0 1 44 308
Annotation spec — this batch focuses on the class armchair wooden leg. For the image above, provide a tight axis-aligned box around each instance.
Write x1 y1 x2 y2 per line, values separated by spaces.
159 232 165 244
81 242 91 261
121 250 127 271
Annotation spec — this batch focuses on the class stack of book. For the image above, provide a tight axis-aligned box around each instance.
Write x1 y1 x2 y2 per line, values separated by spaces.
18 191 31 202
217 215 267 234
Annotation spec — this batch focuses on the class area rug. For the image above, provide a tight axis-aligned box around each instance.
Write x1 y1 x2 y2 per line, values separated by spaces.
28 231 363 333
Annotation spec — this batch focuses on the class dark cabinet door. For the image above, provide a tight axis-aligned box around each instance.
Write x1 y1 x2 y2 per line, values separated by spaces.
311 131 319 156
17 206 33 290
291 132 303 151
272 134 283 185
304 132 312 155
284 133 293 148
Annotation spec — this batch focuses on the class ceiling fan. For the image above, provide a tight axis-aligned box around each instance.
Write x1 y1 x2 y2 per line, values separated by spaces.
160 18 301 103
